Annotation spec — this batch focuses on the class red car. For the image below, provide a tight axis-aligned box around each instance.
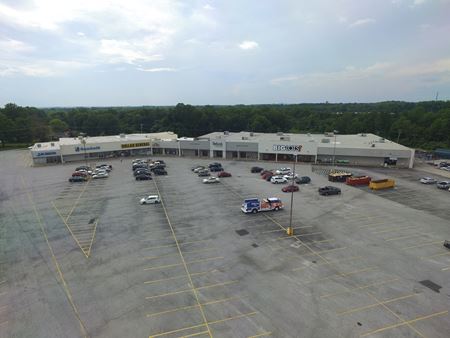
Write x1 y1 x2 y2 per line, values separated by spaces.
262 172 273 180
72 171 88 177
260 170 272 176
282 185 299 192
218 171 232 177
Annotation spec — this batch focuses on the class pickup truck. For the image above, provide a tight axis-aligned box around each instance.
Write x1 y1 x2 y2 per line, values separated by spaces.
241 197 284 214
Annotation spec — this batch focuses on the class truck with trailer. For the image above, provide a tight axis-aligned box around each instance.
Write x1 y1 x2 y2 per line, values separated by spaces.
241 197 284 214
328 171 352 182
346 175 372 186
369 179 395 190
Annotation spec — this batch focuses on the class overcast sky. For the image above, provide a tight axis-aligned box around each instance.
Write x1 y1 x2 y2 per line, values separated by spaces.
0 0 449 106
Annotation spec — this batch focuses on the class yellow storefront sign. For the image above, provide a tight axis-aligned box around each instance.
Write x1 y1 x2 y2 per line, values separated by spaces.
121 142 150 149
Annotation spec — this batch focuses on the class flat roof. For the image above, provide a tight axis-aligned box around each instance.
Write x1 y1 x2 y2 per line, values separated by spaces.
58 132 177 146
31 141 60 152
199 131 411 151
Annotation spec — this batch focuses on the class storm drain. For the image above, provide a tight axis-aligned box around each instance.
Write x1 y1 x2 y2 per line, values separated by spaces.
419 280 442 293
252 243 259 248
236 229 249 236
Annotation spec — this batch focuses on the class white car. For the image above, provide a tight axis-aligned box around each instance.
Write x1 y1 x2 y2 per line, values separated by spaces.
283 173 299 180
275 168 291 175
441 166 450 171
140 195 161 204
92 172 108 179
420 177 436 184
194 166 206 173
203 177 220 184
271 176 288 184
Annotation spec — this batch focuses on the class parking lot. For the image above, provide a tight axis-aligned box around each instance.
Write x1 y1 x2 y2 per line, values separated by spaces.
0 149 449 337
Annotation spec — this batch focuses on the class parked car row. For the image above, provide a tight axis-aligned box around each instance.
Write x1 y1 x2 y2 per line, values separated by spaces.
435 162 450 171
191 163 231 183
132 159 168 181
68 164 112 182
251 166 312 193
420 177 450 191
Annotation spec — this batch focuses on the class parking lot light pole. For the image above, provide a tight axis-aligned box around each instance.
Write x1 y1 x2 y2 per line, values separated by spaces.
332 130 338 171
80 134 88 167
287 152 297 236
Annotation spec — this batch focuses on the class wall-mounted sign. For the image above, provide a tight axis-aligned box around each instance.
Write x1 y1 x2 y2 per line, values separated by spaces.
36 151 57 157
272 145 303 152
75 146 101 152
212 141 223 146
121 142 150 149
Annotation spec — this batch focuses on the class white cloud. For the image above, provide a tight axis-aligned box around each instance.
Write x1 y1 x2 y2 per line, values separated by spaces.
136 67 176 72
239 40 259 50
349 18 376 28
203 4 215 10
271 59 450 87
99 39 164 64
0 60 88 77
0 38 34 53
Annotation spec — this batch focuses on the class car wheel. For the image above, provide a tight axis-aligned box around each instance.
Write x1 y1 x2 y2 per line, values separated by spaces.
275 206 279 211
252 209 258 214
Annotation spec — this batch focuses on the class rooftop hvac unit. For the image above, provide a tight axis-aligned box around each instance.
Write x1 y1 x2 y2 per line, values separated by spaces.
324 132 334 137
249 132 254 136
276 131 283 136
379 138 385 143
280 136 290 141
224 131 229 135
321 138 330 143
37 144 41 148
119 133 126 138
359 133 367 137
242 136 249 140
371 144 376 147
51 142 55 146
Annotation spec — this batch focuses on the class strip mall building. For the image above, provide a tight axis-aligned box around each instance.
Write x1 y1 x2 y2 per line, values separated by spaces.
30 131 415 168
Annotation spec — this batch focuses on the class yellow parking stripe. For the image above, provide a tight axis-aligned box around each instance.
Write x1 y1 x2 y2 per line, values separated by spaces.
360 310 448 337
248 332 272 338
401 241 442 250
147 297 237 317
337 293 416 315
320 278 400 299
22 178 88 337
422 251 450 259
181 331 210 338
208 311 258 325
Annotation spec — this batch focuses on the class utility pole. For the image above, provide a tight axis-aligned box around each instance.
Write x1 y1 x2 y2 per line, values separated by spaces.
397 130 402 144
287 152 297 236
79 133 88 167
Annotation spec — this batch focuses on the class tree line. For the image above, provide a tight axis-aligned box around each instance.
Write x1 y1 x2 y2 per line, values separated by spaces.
1 101 450 150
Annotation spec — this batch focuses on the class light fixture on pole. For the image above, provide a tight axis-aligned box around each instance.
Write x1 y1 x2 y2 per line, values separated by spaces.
287 151 297 236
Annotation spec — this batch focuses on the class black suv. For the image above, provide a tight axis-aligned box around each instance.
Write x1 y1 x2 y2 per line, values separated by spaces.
318 186 341 196
69 176 86 182
134 169 152 176
136 174 152 181
251 166 263 173
209 166 223 172
295 176 311 184
153 168 167 175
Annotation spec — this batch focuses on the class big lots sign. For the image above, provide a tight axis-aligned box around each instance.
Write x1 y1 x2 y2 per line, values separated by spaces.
272 145 302 152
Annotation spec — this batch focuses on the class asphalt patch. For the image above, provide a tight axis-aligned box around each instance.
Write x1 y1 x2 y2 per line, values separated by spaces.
236 229 249 236
420 280 442 293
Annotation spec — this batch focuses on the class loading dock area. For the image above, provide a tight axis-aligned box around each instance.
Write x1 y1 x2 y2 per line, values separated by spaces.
0 150 449 337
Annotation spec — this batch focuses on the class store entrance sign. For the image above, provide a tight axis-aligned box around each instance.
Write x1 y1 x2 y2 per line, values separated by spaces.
272 145 302 152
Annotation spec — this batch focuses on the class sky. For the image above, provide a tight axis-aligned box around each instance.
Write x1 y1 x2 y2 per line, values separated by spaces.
0 0 450 107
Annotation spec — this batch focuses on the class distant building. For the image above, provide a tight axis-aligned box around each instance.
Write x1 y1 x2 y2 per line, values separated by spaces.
30 131 415 168
435 148 450 159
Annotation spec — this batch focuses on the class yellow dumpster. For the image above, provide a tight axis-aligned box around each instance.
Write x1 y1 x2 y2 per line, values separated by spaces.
369 179 395 190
